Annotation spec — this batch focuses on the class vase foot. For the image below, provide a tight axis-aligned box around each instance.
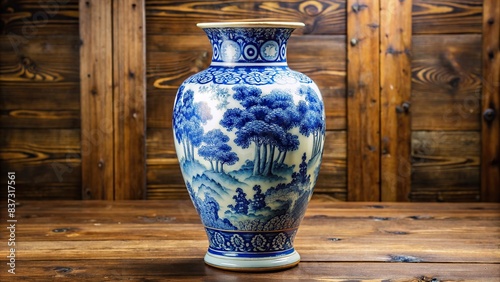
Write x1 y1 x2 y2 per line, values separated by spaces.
204 249 300 272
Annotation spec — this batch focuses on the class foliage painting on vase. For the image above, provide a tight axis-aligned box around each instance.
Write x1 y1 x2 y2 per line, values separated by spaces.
172 24 325 257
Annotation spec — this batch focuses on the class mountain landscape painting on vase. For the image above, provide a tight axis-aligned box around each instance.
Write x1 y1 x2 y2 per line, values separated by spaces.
173 80 325 232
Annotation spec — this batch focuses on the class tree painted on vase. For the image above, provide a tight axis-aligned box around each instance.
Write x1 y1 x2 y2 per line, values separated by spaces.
199 129 239 173
264 153 311 223
297 85 325 160
200 194 236 230
220 86 301 177
228 187 250 215
173 89 213 162
250 185 266 212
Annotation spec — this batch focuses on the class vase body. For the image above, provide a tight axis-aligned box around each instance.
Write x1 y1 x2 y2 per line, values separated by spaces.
172 22 325 271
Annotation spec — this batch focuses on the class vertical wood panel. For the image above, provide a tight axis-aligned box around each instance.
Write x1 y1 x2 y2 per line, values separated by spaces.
113 0 147 199
380 0 412 201
79 0 114 200
481 0 500 202
346 0 380 201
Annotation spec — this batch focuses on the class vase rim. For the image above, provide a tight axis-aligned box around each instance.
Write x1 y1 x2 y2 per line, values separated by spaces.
197 21 305 29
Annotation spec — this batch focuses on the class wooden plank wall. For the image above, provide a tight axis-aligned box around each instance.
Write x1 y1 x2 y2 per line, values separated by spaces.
0 0 498 202
79 0 147 200
79 0 114 200
346 0 380 201
380 0 412 201
0 0 82 200
410 0 484 201
144 0 496 202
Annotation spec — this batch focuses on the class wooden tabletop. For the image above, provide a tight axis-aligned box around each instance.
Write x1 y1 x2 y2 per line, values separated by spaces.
2 196 499 281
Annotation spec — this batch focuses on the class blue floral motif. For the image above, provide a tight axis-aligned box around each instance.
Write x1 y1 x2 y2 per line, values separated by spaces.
242 70 275 85
202 27 294 63
185 66 312 85
211 231 227 250
251 234 267 251
230 234 246 251
260 40 280 61
272 233 287 250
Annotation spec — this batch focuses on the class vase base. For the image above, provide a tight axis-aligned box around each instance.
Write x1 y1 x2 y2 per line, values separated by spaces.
204 250 300 272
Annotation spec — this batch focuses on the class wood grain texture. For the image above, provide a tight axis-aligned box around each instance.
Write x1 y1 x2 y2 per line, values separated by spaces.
0 0 79 36
1 199 498 280
145 0 346 35
380 0 413 201
412 0 483 34
0 0 82 200
411 131 480 202
481 0 500 202
79 0 114 200
346 0 380 201
0 129 81 200
411 34 482 131
4 261 498 281
112 0 147 199
0 36 81 129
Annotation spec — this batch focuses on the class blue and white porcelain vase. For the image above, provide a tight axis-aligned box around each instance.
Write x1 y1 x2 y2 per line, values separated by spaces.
172 22 325 271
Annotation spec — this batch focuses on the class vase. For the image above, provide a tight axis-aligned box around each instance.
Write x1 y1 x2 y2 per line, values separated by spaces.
172 21 325 271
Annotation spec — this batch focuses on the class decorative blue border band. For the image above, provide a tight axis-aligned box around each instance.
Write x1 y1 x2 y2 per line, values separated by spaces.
202 27 294 64
185 66 313 85
205 227 298 254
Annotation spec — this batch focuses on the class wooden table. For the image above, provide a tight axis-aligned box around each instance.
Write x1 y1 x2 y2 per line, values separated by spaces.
2 196 499 281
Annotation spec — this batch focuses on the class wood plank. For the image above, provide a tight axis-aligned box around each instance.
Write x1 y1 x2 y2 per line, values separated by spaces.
9 200 500 265
0 183 81 200
481 0 500 202
3 260 499 281
0 0 79 36
411 166 480 201
145 0 346 35
412 131 480 156
112 0 147 200
8 232 500 261
412 0 483 34
411 131 480 202
0 129 81 187
0 36 80 82
346 0 380 201
0 101 80 129
0 35 81 128
411 34 482 131
79 0 114 200
380 0 413 201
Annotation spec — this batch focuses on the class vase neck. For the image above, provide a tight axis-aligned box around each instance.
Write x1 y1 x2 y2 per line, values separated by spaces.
201 27 295 67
